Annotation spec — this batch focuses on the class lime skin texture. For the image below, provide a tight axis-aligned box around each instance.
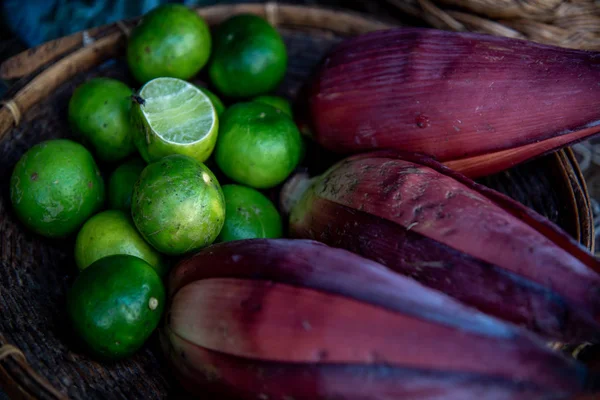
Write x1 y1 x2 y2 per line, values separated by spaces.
67 254 165 360
10 139 105 238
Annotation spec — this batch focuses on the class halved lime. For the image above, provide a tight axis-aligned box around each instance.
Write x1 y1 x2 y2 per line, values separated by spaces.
131 77 218 163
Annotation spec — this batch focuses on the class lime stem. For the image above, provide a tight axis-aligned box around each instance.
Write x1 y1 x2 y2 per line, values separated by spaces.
132 94 146 106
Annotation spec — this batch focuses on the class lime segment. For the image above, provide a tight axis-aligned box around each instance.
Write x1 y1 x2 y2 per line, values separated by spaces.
132 77 218 163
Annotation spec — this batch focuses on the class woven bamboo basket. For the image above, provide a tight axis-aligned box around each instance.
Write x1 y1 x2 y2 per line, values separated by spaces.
0 2 596 399
384 0 600 51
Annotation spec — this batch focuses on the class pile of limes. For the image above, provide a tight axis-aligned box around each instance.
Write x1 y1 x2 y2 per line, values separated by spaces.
9 4 302 361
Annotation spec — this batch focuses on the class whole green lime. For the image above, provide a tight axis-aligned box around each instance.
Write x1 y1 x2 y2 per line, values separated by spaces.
253 95 292 118
10 139 105 238
198 86 226 117
127 4 212 83
215 102 302 189
209 14 287 98
74 210 166 277
108 158 146 212
68 78 136 163
131 154 225 255
67 255 165 360
218 184 282 242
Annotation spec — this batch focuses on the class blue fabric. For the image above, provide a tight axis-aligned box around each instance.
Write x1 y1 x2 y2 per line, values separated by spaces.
1 0 238 47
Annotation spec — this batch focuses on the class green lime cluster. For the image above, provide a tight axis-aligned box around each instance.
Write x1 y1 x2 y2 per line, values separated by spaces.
8 3 305 362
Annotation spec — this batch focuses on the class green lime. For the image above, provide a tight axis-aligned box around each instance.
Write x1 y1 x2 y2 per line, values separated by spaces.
74 210 167 277
198 86 226 117
108 157 146 212
131 154 225 255
68 78 136 163
253 95 292 118
209 14 287 98
131 77 219 164
10 139 105 238
215 102 302 189
126 4 211 83
67 255 165 360
218 184 282 242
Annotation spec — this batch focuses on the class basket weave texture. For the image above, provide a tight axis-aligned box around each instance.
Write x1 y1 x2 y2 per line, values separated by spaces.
385 0 600 50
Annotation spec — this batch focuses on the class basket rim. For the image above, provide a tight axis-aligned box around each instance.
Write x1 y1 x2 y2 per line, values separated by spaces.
0 3 395 399
0 2 395 83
